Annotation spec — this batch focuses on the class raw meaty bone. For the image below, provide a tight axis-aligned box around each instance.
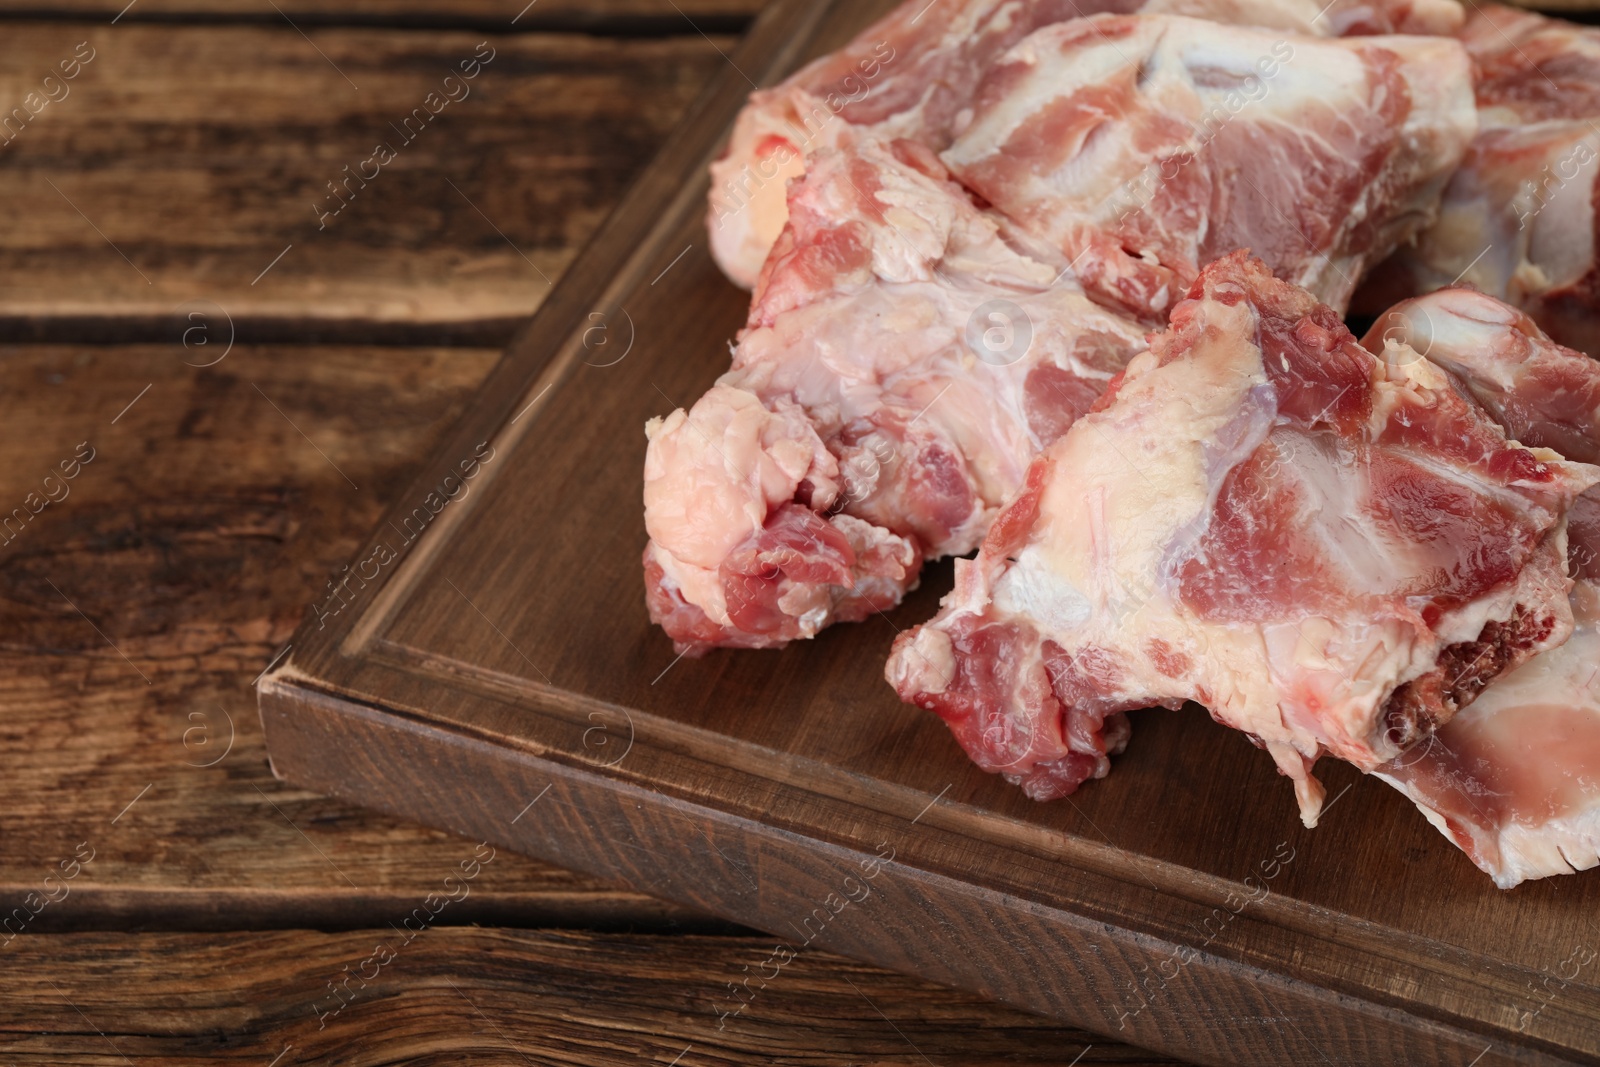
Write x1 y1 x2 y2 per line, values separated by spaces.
886 253 1599 820
645 134 1147 654
1363 288 1600 886
652 14 1484 655
707 0 1466 289
1360 4 1600 357
940 15 1477 323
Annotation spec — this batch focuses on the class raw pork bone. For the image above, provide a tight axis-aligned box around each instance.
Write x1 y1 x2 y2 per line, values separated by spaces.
1357 4 1600 357
940 15 1476 325
1364 288 1600 887
645 135 1146 655
661 11 1478 656
707 0 1466 289
886 253 1599 821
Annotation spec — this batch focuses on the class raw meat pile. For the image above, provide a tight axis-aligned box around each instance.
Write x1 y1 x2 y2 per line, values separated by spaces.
1357 4 1600 355
642 0 1600 887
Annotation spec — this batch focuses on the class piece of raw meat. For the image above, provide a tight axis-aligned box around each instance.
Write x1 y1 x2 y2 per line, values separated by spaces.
652 15 1482 657
1367 285 1600 467
654 12 1489 654
1376 578 1600 887
886 253 1598 820
646 134 1147 654
708 0 1466 288
1364 288 1600 886
940 15 1476 323
1357 5 1600 357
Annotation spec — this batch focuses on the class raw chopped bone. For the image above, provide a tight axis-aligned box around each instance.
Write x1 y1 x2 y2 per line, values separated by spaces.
1358 4 1600 357
654 12 1484 653
886 254 1598 820
647 135 1145 654
1365 287 1600 886
708 0 1467 288
940 15 1475 322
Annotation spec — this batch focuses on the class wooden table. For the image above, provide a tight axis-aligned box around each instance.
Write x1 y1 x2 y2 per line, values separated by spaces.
0 3 1187 1061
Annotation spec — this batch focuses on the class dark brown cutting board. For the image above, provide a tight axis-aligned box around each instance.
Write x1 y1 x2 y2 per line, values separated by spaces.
257 2 1600 1063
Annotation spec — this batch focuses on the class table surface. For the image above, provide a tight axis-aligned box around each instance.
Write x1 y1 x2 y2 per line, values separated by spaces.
0 3 1190 1062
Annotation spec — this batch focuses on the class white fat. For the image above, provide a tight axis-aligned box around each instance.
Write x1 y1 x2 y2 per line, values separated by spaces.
992 545 1092 633
1376 770 1600 889
1495 808 1600 889
1527 137 1600 289
649 546 732 627
889 626 956 696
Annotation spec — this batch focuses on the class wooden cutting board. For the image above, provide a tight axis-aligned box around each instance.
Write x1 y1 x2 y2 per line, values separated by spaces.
257 2 1600 1063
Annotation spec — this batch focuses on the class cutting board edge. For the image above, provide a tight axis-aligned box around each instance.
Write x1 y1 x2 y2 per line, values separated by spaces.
257 670 1588 1067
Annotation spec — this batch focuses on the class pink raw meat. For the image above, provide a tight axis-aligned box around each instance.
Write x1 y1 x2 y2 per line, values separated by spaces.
886 253 1598 821
653 13 1484 654
939 15 1476 323
1364 287 1600 886
647 134 1146 654
1358 4 1600 357
707 0 1466 289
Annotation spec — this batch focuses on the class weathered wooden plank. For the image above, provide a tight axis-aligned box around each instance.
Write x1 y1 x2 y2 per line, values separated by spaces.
252 0 1600 1061
0 23 732 330
0 342 714 931
0 0 762 29
0 929 1179 1064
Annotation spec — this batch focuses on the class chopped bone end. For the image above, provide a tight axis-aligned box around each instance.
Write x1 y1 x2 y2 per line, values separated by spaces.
1377 585 1600 889
1380 605 1558 751
1364 286 1600 466
642 383 921 654
1362 286 1600 886
887 252 1600 823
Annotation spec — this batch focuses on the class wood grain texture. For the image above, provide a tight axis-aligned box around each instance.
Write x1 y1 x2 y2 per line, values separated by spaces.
261 673 1600 1067
0 22 730 331
0 929 1180 1065
0 341 714 932
0 0 761 29
257 0 1600 1064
